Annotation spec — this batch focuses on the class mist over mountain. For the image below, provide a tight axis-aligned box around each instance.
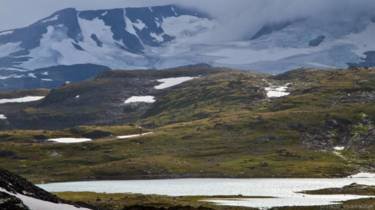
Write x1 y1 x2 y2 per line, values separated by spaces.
0 0 375 89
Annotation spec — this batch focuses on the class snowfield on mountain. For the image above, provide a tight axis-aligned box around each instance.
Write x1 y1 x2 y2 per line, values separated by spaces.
1 4 375 75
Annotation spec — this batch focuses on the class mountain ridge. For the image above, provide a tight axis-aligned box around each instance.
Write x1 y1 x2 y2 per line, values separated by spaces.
1 4 375 77
0 4 212 71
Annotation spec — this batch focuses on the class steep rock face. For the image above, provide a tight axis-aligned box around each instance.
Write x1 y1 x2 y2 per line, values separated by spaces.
0 168 61 203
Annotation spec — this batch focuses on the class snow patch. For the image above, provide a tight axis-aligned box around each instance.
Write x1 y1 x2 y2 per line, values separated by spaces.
0 187 90 210
265 84 290 98
0 114 7 120
124 96 155 104
0 74 25 80
0 30 14 36
117 132 153 139
0 42 22 58
171 6 178 16
41 15 59 23
48 138 92 144
349 172 375 178
28 73 37 78
334 146 345 151
150 32 164 42
154 77 196 89
20 26 94 69
124 12 138 36
0 96 45 104
133 19 147 30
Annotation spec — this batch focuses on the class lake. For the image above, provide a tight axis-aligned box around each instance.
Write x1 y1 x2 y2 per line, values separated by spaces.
39 177 375 209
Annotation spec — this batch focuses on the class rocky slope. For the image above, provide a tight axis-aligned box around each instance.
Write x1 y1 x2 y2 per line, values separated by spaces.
0 168 89 210
0 64 225 129
0 67 374 182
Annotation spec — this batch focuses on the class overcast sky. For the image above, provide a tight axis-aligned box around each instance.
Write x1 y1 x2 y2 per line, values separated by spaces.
1 0 375 40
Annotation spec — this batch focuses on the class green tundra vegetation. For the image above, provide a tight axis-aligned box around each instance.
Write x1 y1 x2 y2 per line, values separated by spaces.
0 68 374 183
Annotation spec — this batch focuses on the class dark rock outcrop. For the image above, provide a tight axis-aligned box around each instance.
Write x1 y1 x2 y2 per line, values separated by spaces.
0 192 30 210
0 168 61 203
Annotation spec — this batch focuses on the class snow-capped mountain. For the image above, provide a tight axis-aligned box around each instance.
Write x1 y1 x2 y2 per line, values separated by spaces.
0 5 212 70
0 4 375 79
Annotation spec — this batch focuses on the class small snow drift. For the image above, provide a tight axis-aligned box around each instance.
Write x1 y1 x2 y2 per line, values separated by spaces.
265 84 290 98
117 132 153 139
124 96 156 104
349 172 375 178
154 77 197 90
48 138 92 144
0 96 45 104
0 114 7 120
334 146 345 151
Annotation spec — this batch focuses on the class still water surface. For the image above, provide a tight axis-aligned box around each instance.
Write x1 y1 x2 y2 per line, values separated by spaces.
39 177 375 209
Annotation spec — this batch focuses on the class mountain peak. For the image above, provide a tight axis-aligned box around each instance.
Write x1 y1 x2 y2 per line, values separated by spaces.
0 4 212 71
1 4 375 74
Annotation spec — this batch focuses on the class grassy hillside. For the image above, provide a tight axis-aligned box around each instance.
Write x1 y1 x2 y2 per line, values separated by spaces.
0 67 374 182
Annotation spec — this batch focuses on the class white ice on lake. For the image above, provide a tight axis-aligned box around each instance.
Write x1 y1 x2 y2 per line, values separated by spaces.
48 138 92 144
39 176 375 209
0 114 7 120
0 96 45 104
124 96 155 104
154 77 196 90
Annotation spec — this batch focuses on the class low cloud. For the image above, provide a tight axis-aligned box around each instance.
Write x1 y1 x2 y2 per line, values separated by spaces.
176 0 375 41
1 0 375 42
